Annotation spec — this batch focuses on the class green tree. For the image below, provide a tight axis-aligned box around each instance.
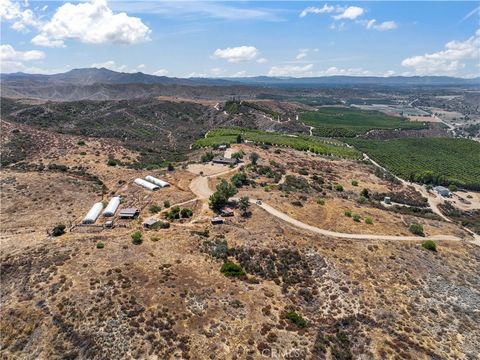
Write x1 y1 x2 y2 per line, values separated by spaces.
249 152 259 166
236 134 242 143
209 179 238 211
167 163 175 171
238 196 250 216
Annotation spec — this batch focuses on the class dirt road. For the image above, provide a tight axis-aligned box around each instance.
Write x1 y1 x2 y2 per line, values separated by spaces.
188 164 464 242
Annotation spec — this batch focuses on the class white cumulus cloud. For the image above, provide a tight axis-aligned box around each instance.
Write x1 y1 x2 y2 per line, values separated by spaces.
333 6 364 20
299 4 336 18
31 0 151 47
363 19 397 31
91 60 129 72
0 0 41 31
257 57 268 64
212 46 258 62
401 30 480 75
0 44 45 61
268 64 313 76
0 44 47 73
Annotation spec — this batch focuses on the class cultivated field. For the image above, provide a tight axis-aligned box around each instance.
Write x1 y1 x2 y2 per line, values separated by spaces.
299 107 427 137
348 137 480 189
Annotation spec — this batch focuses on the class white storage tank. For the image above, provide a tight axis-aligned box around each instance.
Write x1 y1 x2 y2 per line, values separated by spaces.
82 202 104 224
103 196 121 217
145 175 170 188
134 178 159 191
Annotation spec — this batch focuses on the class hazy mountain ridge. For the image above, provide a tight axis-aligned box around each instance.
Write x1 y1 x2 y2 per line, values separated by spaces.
1 68 478 101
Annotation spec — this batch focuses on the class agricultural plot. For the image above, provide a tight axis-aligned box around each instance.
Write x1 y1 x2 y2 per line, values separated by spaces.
299 107 426 137
193 128 361 159
348 137 480 189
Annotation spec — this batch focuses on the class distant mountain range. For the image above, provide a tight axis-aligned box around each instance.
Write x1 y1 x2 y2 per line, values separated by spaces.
2 67 479 87
1 68 478 101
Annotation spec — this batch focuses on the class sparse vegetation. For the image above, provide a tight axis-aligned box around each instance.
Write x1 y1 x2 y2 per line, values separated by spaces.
163 200 170 208
335 184 344 192
220 261 246 278
285 311 306 328
107 159 118 166
365 217 373 225
409 223 425 236
96 241 104 249
352 214 361 222
351 180 358 186
149 204 161 214
131 231 143 244
180 208 193 218
422 240 437 251
316 198 325 205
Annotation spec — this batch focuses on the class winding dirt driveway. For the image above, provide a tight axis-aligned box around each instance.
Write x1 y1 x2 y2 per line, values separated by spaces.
188 162 464 242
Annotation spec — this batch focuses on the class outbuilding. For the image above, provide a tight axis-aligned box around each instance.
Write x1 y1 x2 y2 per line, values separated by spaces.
218 145 227 151
134 178 159 191
434 186 451 197
143 218 159 229
221 207 234 217
82 202 104 224
119 208 139 219
212 157 238 166
211 217 225 225
103 196 121 217
145 175 170 188
384 196 391 204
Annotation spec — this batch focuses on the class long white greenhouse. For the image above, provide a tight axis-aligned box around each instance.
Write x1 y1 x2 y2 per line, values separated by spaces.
145 175 170 188
103 196 121 217
82 202 104 224
134 178 160 191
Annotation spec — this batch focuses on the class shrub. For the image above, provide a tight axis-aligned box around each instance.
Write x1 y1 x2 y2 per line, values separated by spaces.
220 261 246 277
291 200 303 207
365 217 373 225
164 200 170 208
201 152 215 163
167 163 175 171
231 172 248 188
52 224 66 237
360 188 370 198
231 152 244 159
448 184 457 192
409 223 425 236
357 196 367 204
79 152 87 156
149 204 161 214
180 208 193 218
151 236 160 242
422 240 437 251
249 152 259 166
351 180 359 186
131 231 143 245
77 140 86 146
352 214 361 222
96 241 104 249
165 206 181 220
344 210 352 217
317 198 325 205
298 168 309 176
285 311 306 328
335 184 344 192
107 159 117 166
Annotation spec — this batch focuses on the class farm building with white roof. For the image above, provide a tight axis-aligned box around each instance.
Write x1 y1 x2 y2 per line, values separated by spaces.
82 202 104 224
134 178 159 191
145 176 170 188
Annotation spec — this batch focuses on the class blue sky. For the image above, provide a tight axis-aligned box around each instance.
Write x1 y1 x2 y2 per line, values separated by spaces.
1 1 479 77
